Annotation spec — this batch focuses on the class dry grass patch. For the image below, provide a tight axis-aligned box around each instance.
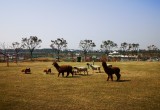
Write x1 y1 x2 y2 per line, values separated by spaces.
0 61 160 110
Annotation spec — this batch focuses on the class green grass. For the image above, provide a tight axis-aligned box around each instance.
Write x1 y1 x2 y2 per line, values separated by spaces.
0 61 160 110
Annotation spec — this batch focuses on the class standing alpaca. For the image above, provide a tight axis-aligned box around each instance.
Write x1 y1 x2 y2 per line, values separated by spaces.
52 62 73 77
73 66 88 75
86 63 101 73
102 61 121 81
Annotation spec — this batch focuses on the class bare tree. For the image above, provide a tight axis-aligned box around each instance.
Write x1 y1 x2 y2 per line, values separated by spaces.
147 45 158 51
0 42 9 66
79 39 96 61
120 42 128 51
100 40 117 55
147 45 159 58
128 43 139 55
21 36 42 60
132 43 139 51
50 38 67 61
120 42 128 55
12 42 22 63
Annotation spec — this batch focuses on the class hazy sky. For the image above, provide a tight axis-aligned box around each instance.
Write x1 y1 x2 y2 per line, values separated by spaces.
0 0 160 50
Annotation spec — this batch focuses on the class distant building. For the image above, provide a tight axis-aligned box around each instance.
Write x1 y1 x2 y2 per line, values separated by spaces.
108 51 138 61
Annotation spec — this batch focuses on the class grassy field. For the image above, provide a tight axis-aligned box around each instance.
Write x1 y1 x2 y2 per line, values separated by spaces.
0 61 160 110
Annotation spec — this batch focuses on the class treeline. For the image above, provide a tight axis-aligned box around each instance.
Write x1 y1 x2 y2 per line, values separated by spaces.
1 48 160 61
0 36 160 63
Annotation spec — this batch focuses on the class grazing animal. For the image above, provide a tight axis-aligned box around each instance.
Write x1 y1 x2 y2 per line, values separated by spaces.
102 61 121 81
52 62 73 77
21 68 31 74
87 63 101 73
44 68 51 74
73 66 88 75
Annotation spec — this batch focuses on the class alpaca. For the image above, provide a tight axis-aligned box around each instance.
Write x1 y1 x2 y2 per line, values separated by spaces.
21 68 31 74
52 62 73 77
102 61 121 81
44 68 51 74
73 66 88 75
86 63 101 73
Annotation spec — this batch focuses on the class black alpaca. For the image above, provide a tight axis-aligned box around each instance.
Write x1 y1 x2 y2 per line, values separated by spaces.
52 62 73 77
102 61 121 81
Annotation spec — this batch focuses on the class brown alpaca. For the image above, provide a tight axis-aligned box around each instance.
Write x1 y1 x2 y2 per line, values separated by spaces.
52 62 73 77
44 68 51 74
102 61 121 81
74 67 88 75
21 68 31 74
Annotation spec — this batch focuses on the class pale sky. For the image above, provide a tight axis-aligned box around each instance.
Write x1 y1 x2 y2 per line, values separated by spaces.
0 0 160 50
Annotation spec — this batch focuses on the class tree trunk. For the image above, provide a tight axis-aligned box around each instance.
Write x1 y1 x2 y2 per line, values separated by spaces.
84 52 87 62
57 50 60 62
15 53 18 63
30 51 33 61
7 55 9 67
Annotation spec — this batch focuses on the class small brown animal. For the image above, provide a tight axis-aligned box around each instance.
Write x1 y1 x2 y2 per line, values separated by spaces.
44 68 51 74
74 66 88 75
21 68 31 74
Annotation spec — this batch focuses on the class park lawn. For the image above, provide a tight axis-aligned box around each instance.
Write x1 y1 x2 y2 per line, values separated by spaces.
0 61 160 110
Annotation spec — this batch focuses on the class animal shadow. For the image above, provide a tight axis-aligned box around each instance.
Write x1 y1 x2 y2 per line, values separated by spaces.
116 80 131 82
64 75 81 78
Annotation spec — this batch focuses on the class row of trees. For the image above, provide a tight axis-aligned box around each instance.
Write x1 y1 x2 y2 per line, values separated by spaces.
0 36 159 63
